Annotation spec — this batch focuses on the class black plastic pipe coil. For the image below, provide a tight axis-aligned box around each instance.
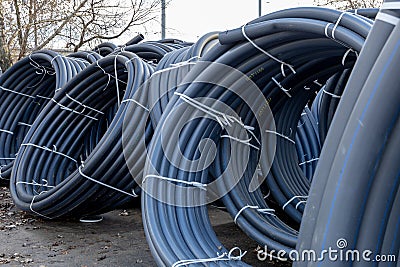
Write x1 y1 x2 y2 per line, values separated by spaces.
0 50 99 185
139 6 376 266
0 5 397 267
10 52 154 218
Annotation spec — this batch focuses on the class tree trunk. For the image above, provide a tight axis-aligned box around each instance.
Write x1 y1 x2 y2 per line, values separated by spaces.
0 0 12 72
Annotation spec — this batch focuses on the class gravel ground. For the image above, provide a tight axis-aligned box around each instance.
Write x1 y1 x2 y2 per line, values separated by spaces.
0 187 290 266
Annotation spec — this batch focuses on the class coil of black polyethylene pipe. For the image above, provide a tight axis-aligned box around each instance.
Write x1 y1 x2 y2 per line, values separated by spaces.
139 7 372 265
121 32 220 200
295 106 320 181
0 50 90 185
10 52 153 218
296 2 400 261
296 3 400 265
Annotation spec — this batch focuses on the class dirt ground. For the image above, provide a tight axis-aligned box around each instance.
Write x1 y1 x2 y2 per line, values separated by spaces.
0 187 290 267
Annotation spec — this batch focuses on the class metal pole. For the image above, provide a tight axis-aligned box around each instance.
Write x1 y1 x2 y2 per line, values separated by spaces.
161 0 166 39
259 0 261 17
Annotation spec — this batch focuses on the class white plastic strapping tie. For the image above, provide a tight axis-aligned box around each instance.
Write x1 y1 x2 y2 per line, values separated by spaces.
51 98 99 121
0 165 6 180
0 86 36 99
143 174 207 190
152 62 196 76
21 143 77 163
323 89 341 99
332 12 347 39
175 92 238 128
299 158 319 166
244 125 261 145
272 77 292 98
29 194 53 219
96 61 127 86
18 122 32 127
0 129 13 135
16 179 55 189
342 48 358 65
221 135 260 150
313 80 323 87
114 55 121 106
324 23 334 39
296 200 307 209
78 164 137 197
282 195 308 210
234 205 275 224
172 247 247 267
36 95 52 101
120 98 149 111
66 94 104 115
170 56 200 67
242 24 295 77
297 120 306 128
265 130 295 144
50 54 63 65
0 157 16 160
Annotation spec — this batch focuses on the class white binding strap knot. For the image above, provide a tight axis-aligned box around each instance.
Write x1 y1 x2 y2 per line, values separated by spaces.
51 98 99 121
241 24 295 77
175 92 259 145
170 56 200 67
221 135 260 150
282 195 308 210
78 163 138 197
175 92 238 128
272 77 292 98
234 205 275 224
172 247 247 267
142 174 207 190
96 60 127 86
16 179 55 189
66 94 104 115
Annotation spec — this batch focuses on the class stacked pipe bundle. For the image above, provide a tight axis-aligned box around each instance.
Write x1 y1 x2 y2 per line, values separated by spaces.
9 52 155 218
0 50 99 185
7 35 216 219
0 3 398 267
139 6 379 266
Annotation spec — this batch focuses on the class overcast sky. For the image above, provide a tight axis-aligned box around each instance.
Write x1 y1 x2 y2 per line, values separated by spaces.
146 0 316 42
